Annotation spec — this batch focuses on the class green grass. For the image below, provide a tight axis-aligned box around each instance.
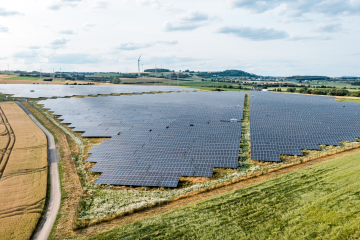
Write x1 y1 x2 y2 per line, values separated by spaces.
340 99 360 104
7 76 39 81
89 152 360 240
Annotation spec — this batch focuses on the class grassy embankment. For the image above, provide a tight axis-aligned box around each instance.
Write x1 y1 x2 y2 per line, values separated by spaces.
89 151 360 240
0 102 48 240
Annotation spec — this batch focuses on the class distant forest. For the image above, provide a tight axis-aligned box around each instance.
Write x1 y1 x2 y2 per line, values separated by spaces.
197 70 258 78
144 69 171 73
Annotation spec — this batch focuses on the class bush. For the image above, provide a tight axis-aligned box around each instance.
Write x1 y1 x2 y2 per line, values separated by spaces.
113 79 121 84
287 87 296 92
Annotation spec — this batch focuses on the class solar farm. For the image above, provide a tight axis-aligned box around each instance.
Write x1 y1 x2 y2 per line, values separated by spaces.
39 92 245 187
35 89 360 189
4 83 360 238
0 84 197 98
249 92 360 162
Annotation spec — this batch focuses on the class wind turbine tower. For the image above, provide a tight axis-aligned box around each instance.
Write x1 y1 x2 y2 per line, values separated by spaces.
138 55 142 77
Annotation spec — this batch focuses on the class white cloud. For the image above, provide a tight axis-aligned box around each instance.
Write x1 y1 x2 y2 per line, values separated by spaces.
227 0 360 17
0 8 23 16
217 26 289 41
83 23 96 31
48 53 101 64
163 22 202 32
117 40 178 50
314 23 343 32
163 11 216 32
178 11 209 22
0 25 9 32
95 1 109 9
59 29 75 34
48 38 69 49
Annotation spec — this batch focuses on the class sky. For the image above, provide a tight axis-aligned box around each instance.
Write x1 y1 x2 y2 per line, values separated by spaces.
0 0 360 76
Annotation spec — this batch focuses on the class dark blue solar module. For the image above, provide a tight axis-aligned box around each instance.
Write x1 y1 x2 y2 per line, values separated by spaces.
0 84 197 98
249 91 360 162
39 92 245 187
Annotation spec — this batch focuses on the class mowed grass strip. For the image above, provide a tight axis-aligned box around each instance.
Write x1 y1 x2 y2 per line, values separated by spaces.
0 102 47 240
89 152 360 240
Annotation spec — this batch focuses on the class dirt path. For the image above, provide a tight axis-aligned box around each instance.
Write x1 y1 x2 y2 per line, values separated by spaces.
16 102 61 240
72 146 360 239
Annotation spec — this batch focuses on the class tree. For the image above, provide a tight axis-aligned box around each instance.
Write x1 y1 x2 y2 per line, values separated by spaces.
113 79 121 84
222 84 227 88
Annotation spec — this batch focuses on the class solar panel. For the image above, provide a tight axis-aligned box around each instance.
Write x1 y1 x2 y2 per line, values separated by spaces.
249 91 360 162
39 91 245 187
0 84 199 98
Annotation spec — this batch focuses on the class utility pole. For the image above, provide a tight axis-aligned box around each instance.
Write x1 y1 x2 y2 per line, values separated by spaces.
138 55 142 77
60 68 62 82
39 67 42 80
177 71 179 87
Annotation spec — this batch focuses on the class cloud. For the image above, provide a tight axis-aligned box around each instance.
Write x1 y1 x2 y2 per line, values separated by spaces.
27 45 41 49
288 35 332 41
217 26 289 41
48 53 101 64
83 23 96 30
227 0 360 17
13 51 40 59
0 25 9 32
49 38 69 49
0 8 23 17
117 40 178 50
178 11 209 22
48 0 83 11
48 4 63 10
163 22 202 32
59 29 75 34
95 1 109 9
135 0 161 9
142 56 199 65
314 23 343 32
227 0 283 13
163 11 217 32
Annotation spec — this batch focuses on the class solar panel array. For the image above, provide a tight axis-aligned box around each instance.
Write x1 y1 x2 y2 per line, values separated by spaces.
39 92 245 187
249 91 360 162
0 84 197 98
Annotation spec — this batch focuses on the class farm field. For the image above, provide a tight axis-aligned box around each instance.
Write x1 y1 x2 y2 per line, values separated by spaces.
89 150 360 240
0 102 48 240
7 76 39 81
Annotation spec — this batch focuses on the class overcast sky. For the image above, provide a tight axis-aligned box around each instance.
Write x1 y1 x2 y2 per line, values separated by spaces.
0 0 359 76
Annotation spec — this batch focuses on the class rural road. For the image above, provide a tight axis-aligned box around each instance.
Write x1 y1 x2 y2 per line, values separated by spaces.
16 102 61 240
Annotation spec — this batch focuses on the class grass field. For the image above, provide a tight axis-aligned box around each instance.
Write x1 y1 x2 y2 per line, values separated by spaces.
88 151 360 240
339 98 360 104
0 102 48 240
7 77 39 81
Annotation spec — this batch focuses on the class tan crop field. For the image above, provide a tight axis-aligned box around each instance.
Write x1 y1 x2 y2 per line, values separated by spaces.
0 102 48 240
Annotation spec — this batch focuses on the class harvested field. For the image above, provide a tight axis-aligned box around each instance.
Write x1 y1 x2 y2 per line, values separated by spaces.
0 102 48 240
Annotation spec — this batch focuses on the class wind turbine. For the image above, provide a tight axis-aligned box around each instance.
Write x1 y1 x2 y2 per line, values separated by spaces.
138 55 142 77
